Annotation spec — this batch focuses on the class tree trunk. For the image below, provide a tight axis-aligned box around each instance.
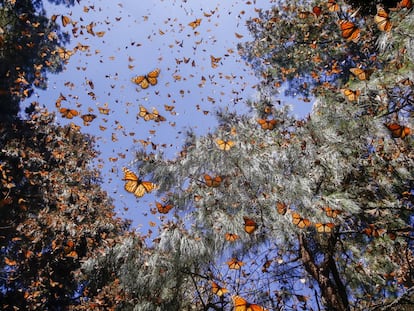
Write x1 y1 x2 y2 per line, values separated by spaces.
298 234 349 311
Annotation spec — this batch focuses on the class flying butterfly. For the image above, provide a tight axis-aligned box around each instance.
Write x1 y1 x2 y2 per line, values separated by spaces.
155 201 173 214
339 20 360 43
385 123 411 139
227 258 244 270
81 113 96 125
132 69 160 89
257 118 277 130
232 295 268 311
243 216 257 234
315 223 335 233
122 167 156 198
349 67 373 81
151 107 166 122
204 174 222 187
188 18 201 29
211 281 229 297
138 105 155 121
292 212 311 229
375 7 392 32
59 107 79 119
216 139 235 151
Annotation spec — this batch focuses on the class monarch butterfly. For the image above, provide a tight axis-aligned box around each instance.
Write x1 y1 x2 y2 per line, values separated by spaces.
204 174 222 187
397 0 412 9
211 281 229 297
257 118 277 130
385 123 411 139
122 167 156 198
312 6 322 17
227 258 244 270
276 202 287 215
339 20 360 43
132 69 160 89
327 0 339 12
225 233 239 242
155 202 173 214
350 67 373 81
216 139 235 151
232 295 268 311
375 7 392 32
81 114 96 125
61 15 71 27
98 107 110 115
292 212 311 229
57 47 73 60
151 108 166 122
59 107 79 119
342 89 361 102
363 224 386 237
210 55 221 68
188 18 202 29
243 216 257 234
315 223 335 233
324 207 342 218
138 105 155 121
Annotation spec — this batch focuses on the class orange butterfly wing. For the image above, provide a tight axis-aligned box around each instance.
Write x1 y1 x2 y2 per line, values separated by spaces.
204 174 222 187
211 281 229 297
122 168 155 197
156 202 173 214
216 139 235 151
233 296 267 311
339 20 360 42
225 233 239 242
349 68 371 81
257 118 277 130
276 202 287 215
385 123 411 138
375 7 392 32
243 216 257 234
292 212 311 229
227 258 244 270
315 223 335 233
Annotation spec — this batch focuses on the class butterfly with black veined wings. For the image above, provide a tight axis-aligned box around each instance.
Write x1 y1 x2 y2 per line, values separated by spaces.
350 67 373 81
132 69 160 89
385 123 411 139
276 202 287 215
204 174 222 187
342 89 361 102
339 20 360 43
59 107 79 119
155 201 173 214
138 105 155 121
243 216 257 234
211 281 229 297
225 233 239 242
232 295 268 311
81 113 96 125
227 258 244 270
216 139 235 151
315 223 335 233
122 167 156 198
375 6 392 32
324 206 342 218
292 212 311 229
327 0 339 12
257 118 277 130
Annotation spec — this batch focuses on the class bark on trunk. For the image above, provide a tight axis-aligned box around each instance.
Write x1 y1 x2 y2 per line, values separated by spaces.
298 233 349 311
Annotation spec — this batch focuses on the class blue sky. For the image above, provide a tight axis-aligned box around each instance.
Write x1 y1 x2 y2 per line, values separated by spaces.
24 0 312 231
